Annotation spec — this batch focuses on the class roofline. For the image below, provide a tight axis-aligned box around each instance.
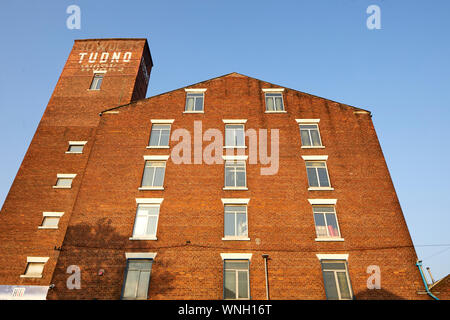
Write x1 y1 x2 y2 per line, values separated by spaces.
429 274 450 290
99 72 372 115
74 38 148 42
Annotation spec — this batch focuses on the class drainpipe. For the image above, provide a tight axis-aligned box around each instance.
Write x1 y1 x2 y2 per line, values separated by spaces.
416 260 439 300
262 254 270 300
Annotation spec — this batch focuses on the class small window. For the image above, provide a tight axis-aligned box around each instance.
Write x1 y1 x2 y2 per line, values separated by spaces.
24 263 45 278
66 141 87 154
313 206 341 239
148 124 171 147
224 260 250 300
225 124 245 148
141 161 166 188
132 204 160 239
41 217 59 228
320 260 353 300
122 259 153 300
224 205 248 239
265 92 284 111
90 73 104 90
185 92 204 112
306 162 331 188
54 174 76 189
225 161 246 188
300 124 322 147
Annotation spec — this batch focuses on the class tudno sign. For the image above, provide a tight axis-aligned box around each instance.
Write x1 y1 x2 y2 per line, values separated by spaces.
78 51 132 64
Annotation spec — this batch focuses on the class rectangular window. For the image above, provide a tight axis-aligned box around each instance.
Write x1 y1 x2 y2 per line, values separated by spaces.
306 162 331 188
225 124 245 147
225 161 246 188
224 260 250 300
132 204 160 239
122 259 153 300
90 73 104 90
265 92 284 111
148 124 171 147
300 124 322 147
313 206 341 238
66 141 87 154
141 161 166 188
185 92 204 112
24 263 45 277
321 260 353 300
54 174 76 189
224 206 248 239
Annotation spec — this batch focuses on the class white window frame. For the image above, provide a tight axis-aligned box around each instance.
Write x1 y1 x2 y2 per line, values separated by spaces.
139 155 169 190
20 257 49 278
222 258 251 300
65 141 87 154
121 253 156 300
221 199 250 241
302 156 333 190
38 212 64 230
263 88 286 113
316 255 353 300
312 205 344 242
297 120 324 149
130 199 163 240
147 121 173 149
224 121 247 149
223 205 249 241
223 155 248 190
89 73 104 90
184 88 206 113
53 174 76 189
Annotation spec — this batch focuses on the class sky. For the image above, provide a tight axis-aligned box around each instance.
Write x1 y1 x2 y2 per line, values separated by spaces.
0 0 449 282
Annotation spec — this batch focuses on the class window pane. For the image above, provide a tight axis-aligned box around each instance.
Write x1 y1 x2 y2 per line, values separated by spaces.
310 130 321 146
149 130 161 146
141 166 155 187
123 270 139 298
275 97 283 111
185 97 195 111
337 271 352 299
225 261 248 269
306 162 325 167
323 271 339 300
325 213 339 237
153 167 165 187
225 128 234 146
42 217 59 227
313 206 335 213
159 130 170 146
146 215 158 236
266 97 274 111
300 130 311 146
317 168 330 187
56 178 72 187
68 145 84 152
194 96 204 111
134 215 148 236
322 262 346 270
236 213 247 236
314 213 327 237
224 270 236 299
225 166 235 187
306 168 319 187
26 263 44 276
136 271 151 299
224 213 235 236
236 170 246 187
238 271 249 299
235 128 245 146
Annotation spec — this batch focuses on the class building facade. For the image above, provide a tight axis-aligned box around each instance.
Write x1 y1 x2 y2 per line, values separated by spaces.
0 38 428 300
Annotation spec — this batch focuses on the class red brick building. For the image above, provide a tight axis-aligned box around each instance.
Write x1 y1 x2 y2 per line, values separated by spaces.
0 38 430 300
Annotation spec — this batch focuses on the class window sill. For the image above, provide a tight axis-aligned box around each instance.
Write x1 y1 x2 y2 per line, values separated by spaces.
53 186 72 189
183 111 204 114
138 187 164 191
87 89 100 91
20 274 43 278
146 146 170 149
129 236 158 241
65 151 83 154
308 187 334 191
222 237 250 241
265 110 287 113
301 146 325 149
223 146 247 149
315 237 345 242
223 187 248 191
38 226 59 230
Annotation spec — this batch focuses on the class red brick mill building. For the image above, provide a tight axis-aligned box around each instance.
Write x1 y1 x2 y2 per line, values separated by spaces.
0 38 432 300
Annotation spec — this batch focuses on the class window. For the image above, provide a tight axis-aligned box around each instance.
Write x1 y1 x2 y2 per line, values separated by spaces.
66 141 87 154
53 174 76 189
224 260 250 300
225 161 246 189
305 162 331 188
122 259 153 300
148 124 171 147
224 205 248 239
39 212 64 229
225 124 245 148
21 257 49 278
265 92 284 111
320 260 353 300
90 73 104 90
141 161 166 189
300 124 322 147
131 204 160 240
313 206 341 239
185 92 204 112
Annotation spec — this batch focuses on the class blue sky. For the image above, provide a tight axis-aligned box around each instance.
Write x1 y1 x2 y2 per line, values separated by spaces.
0 1 449 281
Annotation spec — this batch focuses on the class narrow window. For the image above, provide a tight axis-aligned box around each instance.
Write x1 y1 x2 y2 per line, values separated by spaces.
300 124 322 147
313 206 341 238
148 124 171 147
225 124 245 148
24 262 45 278
54 174 76 189
224 205 248 239
265 92 284 111
320 260 353 300
141 161 166 188
122 259 153 300
132 204 160 239
225 161 246 188
306 162 330 188
224 260 250 300
185 92 204 112
90 73 104 90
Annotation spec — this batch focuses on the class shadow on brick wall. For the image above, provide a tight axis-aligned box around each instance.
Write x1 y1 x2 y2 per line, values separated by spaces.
354 288 405 300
